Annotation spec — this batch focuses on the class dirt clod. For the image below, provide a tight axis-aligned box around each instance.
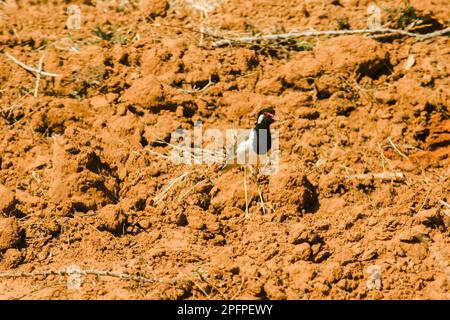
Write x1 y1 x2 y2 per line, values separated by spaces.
0 185 16 216
0 218 22 252
0 0 448 300
2 249 23 269
292 243 312 261
96 205 127 235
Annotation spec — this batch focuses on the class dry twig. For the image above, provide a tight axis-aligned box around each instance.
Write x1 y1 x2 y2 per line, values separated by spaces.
230 273 245 300
190 278 210 298
153 170 197 205
417 189 432 213
387 137 410 160
5 52 60 77
194 271 228 299
439 200 450 217
34 54 45 97
212 27 450 47
0 269 158 283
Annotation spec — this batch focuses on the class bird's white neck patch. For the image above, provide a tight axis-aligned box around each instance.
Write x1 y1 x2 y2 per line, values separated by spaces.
257 114 264 124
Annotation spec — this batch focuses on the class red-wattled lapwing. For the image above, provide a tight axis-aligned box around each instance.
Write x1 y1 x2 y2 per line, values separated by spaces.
221 107 279 217
236 107 278 164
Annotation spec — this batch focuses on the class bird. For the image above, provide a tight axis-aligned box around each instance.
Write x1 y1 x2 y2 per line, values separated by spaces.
223 107 279 170
220 107 279 216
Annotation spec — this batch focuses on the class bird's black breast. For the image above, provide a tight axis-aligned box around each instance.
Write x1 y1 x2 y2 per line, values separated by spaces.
253 128 272 155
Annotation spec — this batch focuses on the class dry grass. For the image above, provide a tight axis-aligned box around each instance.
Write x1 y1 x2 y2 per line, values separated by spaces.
211 27 450 47
0 268 159 283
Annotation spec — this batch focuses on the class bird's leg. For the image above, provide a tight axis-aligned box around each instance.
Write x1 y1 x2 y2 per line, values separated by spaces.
244 165 250 218
248 164 255 176
257 182 267 214
250 164 267 214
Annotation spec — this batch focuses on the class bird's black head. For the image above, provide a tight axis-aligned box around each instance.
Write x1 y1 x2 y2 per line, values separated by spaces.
256 107 278 128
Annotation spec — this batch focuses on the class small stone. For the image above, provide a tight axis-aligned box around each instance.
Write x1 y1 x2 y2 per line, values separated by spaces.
398 226 430 243
313 250 331 263
292 243 312 261
187 215 205 230
361 248 378 261
176 213 188 227
289 223 307 243
316 220 330 231
229 266 240 275
395 246 406 257
206 220 221 233
71 233 82 242
277 212 289 223
289 223 318 244
336 279 357 292
367 217 378 227
311 243 322 255
45 221 60 237
212 234 226 246
138 219 152 230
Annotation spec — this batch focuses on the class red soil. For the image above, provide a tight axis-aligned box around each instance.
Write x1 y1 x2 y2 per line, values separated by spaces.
0 0 449 299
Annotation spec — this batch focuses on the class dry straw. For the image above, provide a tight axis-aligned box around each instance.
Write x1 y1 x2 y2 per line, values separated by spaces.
4 52 61 98
211 27 450 47
0 269 158 283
